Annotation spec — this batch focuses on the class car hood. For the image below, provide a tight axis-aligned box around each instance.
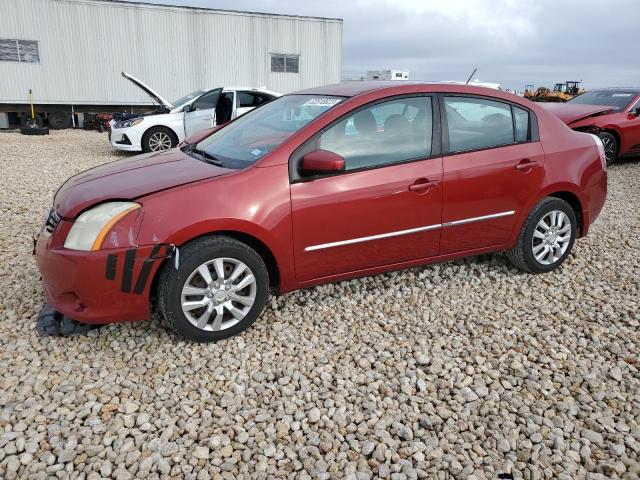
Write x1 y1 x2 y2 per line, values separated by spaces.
540 103 614 125
122 71 173 111
54 149 233 218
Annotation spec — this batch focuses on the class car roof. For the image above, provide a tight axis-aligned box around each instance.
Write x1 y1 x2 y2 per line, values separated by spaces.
292 81 431 97
291 81 525 102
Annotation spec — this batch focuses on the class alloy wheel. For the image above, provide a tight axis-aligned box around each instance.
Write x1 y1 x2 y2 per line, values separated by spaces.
531 210 572 265
148 131 172 151
601 136 616 164
180 258 257 331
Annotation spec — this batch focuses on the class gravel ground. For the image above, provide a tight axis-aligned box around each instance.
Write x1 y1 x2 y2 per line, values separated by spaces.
0 129 639 480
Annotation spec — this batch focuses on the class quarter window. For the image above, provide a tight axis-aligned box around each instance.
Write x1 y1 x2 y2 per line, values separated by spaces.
271 54 299 73
444 96 514 153
318 96 433 171
0 39 40 63
513 106 530 142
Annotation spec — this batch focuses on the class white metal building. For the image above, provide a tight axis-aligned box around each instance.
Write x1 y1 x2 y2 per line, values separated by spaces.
0 0 343 108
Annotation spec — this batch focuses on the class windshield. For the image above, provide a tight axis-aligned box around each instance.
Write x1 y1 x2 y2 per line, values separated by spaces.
569 90 638 111
192 94 345 169
172 90 207 108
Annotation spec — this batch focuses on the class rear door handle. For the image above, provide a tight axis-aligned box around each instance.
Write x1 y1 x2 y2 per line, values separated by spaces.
409 179 440 192
515 159 539 171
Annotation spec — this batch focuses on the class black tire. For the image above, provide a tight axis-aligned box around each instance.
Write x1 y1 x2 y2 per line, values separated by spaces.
20 112 43 128
48 111 72 130
158 236 269 342
20 126 49 135
141 126 177 153
598 131 618 166
507 197 577 273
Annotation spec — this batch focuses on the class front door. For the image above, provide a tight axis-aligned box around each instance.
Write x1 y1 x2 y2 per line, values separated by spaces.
184 89 220 136
439 95 545 253
290 96 443 282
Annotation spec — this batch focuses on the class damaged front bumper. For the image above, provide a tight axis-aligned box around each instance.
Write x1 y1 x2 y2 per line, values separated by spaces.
35 232 175 324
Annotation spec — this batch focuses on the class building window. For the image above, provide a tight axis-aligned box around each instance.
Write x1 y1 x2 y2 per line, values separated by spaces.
271 54 299 73
0 39 40 63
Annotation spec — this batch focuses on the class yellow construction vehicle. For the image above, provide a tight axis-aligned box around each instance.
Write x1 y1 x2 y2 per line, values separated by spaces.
530 81 585 102
523 84 535 99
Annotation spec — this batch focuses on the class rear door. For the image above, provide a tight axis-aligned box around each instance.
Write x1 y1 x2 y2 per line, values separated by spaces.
290 95 443 282
439 95 545 254
184 89 220 136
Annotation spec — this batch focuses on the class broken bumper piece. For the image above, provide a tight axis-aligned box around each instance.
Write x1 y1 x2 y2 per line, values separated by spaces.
36 303 99 336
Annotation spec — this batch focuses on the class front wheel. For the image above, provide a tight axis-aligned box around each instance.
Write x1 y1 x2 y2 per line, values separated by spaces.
142 126 177 152
507 197 577 273
158 236 269 342
598 132 618 166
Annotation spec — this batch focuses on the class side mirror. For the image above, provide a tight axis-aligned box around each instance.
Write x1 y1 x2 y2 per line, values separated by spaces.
183 104 192 113
300 149 345 175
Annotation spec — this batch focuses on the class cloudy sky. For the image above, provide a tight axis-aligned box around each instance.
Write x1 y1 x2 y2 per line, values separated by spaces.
125 0 639 91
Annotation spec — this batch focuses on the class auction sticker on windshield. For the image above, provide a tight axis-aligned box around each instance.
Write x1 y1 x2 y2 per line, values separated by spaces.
303 97 343 107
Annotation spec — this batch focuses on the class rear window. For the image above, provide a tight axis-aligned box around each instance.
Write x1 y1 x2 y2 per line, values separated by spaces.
569 90 638 112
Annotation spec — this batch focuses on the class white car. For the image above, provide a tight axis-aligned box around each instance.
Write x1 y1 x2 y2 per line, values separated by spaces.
109 72 280 152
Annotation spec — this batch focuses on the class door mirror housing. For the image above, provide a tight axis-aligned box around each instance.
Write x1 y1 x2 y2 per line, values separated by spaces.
183 104 193 113
300 149 345 175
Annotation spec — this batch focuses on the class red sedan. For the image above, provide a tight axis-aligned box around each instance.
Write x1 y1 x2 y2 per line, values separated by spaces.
35 82 607 342
542 88 640 165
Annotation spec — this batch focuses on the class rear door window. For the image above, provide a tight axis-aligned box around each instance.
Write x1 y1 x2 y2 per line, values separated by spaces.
444 96 514 153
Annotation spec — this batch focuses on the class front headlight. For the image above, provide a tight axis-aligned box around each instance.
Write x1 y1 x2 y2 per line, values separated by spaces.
113 118 144 129
64 202 141 251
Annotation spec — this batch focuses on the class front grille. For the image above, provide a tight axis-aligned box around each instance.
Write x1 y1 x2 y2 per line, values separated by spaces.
43 209 61 237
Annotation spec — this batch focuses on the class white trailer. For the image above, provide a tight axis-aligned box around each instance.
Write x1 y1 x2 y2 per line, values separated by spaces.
0 0 342 128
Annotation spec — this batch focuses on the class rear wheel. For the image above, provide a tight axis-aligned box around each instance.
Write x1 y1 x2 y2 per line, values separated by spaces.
158 236 269 342
142 126 177 152
20 112 43 128
507 197 577 273
598 131 618 165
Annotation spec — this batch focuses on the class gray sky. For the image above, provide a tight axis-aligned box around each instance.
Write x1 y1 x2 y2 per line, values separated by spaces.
124 0 640 91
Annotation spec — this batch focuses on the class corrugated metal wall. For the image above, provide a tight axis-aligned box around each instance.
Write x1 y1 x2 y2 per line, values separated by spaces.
0 0 342 105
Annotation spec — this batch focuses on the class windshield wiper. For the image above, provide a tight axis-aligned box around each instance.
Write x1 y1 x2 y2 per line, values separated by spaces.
190 147 225 167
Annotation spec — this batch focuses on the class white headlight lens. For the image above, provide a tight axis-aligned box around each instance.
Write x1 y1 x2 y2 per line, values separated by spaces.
64 202 141 251
589 133 607 171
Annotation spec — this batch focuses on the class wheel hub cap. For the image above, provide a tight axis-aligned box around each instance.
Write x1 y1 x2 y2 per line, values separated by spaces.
531 210 572 266
180 257 257 331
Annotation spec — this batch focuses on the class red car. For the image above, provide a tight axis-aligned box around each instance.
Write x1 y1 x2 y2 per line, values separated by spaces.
35 82 607 342
542 88 640 165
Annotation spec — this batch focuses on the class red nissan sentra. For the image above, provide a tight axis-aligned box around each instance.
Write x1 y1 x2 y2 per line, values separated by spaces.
35 82 607 342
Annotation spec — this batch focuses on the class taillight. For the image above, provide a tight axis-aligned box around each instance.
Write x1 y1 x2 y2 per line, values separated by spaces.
589 134 607 171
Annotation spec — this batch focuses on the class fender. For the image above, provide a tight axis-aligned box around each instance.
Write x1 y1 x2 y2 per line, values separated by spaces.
506 182 587 246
